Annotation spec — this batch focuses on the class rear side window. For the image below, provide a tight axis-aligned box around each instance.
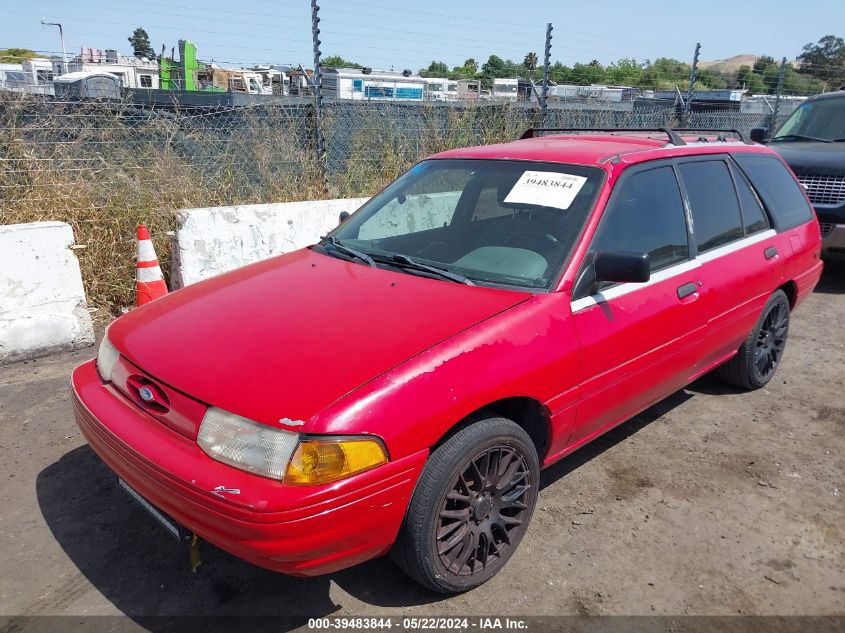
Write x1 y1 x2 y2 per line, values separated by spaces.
591 166 689 273
733 154 814 231
678 160 744 252
732 167 770 235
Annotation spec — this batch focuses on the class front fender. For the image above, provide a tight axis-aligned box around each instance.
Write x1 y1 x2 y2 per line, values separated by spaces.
310 292 581 462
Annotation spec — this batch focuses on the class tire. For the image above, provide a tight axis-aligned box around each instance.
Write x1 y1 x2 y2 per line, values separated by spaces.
718 289 790 390
391 416 540 594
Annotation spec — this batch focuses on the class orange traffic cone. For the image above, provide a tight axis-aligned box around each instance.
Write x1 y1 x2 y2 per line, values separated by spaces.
135 224 168 307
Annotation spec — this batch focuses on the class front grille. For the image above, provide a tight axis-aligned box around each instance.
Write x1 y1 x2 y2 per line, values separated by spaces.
796 173 845 206
820 222 835 239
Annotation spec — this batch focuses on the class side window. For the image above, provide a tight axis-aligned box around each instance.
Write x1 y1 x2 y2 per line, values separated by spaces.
678 160 744 252
590 165 689 274
733 154 814 231
732 165 770 235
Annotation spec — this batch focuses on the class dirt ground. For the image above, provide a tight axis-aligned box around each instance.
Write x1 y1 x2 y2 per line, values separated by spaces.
0 261 843 631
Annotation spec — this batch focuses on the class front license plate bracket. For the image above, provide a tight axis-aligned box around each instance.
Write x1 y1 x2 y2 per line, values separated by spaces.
117 477 192 543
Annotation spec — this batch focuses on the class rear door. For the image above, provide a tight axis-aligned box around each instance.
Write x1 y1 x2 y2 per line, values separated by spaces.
569 162 709 446
675 156 783 367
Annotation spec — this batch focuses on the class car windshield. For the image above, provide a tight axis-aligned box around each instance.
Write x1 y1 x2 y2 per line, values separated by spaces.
772 97 845 142
324 159 604 290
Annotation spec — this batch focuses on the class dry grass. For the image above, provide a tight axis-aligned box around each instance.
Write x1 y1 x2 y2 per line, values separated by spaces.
1 95 328 316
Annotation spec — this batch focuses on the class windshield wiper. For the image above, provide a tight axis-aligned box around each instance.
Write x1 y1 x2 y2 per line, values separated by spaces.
320 236 375 267
371 253 474 285
772 134 831 143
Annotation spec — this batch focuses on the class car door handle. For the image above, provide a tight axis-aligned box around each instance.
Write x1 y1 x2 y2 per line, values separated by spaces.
677 281 698 299
764 246 778 260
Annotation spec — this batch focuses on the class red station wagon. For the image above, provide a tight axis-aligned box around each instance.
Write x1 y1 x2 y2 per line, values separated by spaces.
72 128 823 593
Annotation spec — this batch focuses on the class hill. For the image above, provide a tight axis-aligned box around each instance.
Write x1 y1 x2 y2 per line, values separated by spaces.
698 54 759 73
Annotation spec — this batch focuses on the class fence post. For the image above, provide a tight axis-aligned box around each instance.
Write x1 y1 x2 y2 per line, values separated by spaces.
770 57 787 138
541 22 552 125
311 0 328 193
683 42 701 124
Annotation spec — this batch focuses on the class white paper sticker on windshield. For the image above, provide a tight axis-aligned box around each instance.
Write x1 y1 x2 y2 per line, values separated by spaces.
503 171 587 210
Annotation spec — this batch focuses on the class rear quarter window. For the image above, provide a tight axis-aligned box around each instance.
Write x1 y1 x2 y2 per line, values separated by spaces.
733 154 814 231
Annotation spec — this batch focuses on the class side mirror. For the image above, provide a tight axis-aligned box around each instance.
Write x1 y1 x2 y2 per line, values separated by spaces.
338 211 351 224
594 251 650 284
749 127 767 143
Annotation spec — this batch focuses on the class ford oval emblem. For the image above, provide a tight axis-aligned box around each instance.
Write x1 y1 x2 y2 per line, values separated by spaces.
139 386 154 402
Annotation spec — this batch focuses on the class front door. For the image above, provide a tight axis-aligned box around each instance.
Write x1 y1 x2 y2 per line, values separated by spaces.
569 163 709 447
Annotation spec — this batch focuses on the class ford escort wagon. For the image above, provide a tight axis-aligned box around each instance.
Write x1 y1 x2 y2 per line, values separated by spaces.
72 127 823 593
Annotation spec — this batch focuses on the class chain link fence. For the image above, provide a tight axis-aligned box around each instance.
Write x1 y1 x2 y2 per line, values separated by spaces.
0 91 790 314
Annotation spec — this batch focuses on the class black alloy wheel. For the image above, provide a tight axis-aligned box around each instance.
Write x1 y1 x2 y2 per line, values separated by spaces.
753 298 789 382
718 289 791 390
392 417 540 593
436 445 531 576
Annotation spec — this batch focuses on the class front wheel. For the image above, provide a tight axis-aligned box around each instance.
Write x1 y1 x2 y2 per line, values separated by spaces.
718 289 790 390
391 417 539 593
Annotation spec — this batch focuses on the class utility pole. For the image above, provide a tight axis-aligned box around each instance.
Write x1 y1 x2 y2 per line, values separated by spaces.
771 57 787 137
310 0 327 192
541 22 552 125
684 42 701 122
41 20 67 75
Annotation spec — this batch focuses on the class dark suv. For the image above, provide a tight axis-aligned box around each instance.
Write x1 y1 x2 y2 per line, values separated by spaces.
752 90 845 257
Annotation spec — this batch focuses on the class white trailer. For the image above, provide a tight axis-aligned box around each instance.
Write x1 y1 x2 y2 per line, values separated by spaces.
422 77 458 101
492 78 518 101
55 48 159 89
322 67 425 101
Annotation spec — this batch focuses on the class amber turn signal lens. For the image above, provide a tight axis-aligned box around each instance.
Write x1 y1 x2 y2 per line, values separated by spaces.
284 438 387 485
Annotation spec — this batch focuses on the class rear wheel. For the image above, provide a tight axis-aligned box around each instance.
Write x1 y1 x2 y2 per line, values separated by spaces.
718 289 790 390
391 417 539 593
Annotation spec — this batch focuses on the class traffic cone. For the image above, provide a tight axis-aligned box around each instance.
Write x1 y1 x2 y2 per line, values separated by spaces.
135 224 168 307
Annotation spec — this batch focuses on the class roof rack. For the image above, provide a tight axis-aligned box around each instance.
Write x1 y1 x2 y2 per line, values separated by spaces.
518 127 753 146
671 128 752 144
519 127 687 145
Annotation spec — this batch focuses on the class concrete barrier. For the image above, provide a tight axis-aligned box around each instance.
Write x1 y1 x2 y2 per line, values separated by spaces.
0 222 95 364
172 197 370 287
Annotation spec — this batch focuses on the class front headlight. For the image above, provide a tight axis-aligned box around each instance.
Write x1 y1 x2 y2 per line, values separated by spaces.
196 407 388 484
96 333 120 382
197 407 300 480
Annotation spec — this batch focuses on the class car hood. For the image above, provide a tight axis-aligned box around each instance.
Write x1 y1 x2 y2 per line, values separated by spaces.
109 248 531 425
768 141 845 173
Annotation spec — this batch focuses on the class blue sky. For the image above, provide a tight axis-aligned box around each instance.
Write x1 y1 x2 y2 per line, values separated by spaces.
2 0 841 71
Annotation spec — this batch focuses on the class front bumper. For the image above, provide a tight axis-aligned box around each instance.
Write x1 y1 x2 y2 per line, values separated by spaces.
821 223 845 258
71 360 427 576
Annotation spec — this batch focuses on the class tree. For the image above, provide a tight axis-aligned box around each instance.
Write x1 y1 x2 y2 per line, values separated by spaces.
571 60 605 85
463 58 478 74
798 35 845 88
753 55 776 74
523 52 538 72
640 57 690 89
322 55 362 69
734 65 766 94
0 48 40 63
605 58 643 86
549 61 572 84
479 55 520 88
420 60 449 77
128 27 154 58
